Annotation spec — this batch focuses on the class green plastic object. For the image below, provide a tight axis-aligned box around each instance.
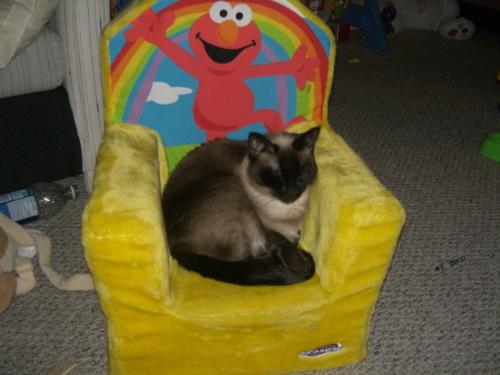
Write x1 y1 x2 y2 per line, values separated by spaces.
479 132 500 162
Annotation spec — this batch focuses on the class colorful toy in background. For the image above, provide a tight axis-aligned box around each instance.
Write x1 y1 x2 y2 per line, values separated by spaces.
110 0 133 18
304 0 393 51
439 17 475 40
320 0 390 51
339 0 390 51
478 72 500 163
329 21 351 43
305 0 326 13
322 0 475 50
331 0 350 19
380 5 397 37
328 0 351 42
390 0 475 40
479 132 500 162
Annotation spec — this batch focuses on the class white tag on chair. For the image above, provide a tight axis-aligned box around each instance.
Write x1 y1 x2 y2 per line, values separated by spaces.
299 343 343 358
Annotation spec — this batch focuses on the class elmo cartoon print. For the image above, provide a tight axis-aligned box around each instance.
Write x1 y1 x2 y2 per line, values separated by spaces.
126 1 319 141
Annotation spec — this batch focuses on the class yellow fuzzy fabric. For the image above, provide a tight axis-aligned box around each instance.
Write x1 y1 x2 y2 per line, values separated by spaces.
83 121 405 374
84 0 405 372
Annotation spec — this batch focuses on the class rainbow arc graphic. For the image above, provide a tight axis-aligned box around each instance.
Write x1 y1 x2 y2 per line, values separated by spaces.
104 0 333 146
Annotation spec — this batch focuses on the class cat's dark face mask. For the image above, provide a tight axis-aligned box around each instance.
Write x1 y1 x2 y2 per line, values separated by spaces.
247 127 320 203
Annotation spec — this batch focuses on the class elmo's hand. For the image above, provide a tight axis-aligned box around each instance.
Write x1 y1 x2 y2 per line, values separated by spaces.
124 9 175 44
290 45 320 90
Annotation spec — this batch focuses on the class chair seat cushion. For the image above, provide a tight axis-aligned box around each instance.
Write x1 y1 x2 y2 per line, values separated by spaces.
171 269 327 328
83 122 405 374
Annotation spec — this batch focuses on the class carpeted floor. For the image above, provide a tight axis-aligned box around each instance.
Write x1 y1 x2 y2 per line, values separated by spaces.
1 29 499 374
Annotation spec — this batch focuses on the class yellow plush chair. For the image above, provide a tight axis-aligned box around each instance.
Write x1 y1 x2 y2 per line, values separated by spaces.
83 1 405 374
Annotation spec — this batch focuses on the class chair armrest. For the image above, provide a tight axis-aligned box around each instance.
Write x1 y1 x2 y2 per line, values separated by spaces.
82 124 172 312
300 125 405 293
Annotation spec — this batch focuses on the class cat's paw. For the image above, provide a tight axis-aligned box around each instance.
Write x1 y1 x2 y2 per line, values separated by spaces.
296 249 315 279
278 248 315 278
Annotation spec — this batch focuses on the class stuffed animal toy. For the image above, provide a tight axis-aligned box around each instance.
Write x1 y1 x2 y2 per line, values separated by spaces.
0 225 17 314
0 213 94 315
439 16 475 40
389 0 475 39
0 213 37 314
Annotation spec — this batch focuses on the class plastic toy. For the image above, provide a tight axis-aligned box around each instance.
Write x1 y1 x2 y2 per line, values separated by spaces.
380 6 397 36
83 0 405 373
331 0 350 20
305 0 325 13
479 132 500 162
341 0 390 51
328 0 351 42
479 73 500 162
330 20 351 42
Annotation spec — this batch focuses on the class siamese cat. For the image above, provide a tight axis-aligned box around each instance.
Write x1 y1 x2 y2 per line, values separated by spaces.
162 127 320 285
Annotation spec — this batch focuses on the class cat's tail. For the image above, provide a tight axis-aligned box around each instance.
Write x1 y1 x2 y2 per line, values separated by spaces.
170 249 315 286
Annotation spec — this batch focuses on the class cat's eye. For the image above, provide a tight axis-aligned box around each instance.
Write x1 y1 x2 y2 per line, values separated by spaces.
297 163 315 186
297 174 310 188
260 168 282 186
302 163 313 174
266 167 281 178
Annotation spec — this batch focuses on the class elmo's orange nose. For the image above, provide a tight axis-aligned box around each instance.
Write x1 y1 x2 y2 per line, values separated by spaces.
217 20 239 45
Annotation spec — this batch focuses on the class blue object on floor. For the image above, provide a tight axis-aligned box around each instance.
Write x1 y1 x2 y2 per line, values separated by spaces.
342 0 389 51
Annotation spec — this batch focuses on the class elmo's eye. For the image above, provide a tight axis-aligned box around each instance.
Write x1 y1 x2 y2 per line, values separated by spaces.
209 1 232 24
231 4 252 27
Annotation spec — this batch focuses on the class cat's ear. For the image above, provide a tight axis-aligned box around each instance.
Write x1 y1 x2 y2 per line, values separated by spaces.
248 133 274 158
293 127 320 151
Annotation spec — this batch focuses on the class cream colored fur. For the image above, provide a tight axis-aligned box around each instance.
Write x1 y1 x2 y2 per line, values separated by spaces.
239 156 309 243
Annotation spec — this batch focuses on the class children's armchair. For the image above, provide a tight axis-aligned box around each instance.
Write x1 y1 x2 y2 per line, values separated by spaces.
82 1 405 374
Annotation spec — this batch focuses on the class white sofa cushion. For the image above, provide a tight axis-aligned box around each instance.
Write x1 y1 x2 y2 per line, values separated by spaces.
0 0 60 69
0 27 64 98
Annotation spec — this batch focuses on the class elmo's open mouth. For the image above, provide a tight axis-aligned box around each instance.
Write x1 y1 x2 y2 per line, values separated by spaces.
196 33 256 64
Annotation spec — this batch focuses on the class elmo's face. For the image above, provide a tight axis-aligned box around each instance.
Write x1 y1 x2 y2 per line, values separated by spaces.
189 1 261 72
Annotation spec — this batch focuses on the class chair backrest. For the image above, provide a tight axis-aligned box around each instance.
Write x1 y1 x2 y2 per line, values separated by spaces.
101 0 335 164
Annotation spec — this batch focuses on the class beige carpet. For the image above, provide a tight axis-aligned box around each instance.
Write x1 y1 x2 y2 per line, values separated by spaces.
1 29 499 374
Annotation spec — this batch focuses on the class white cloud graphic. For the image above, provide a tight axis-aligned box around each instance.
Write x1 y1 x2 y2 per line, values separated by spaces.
146 82 193 105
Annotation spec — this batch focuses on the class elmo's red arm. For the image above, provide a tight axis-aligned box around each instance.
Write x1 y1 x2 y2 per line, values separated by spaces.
239 45 319 90
125 9 204 78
